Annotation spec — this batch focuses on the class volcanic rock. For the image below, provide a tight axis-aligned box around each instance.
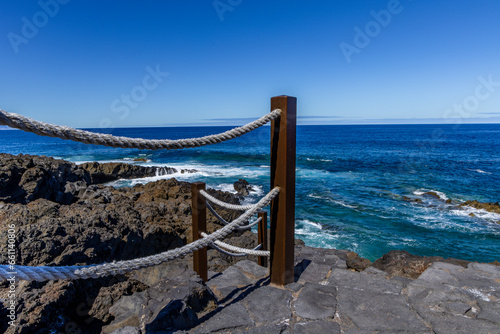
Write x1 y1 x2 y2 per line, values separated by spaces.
371 250 470 279
0 153 91 204
102 273 217 333
80 162 169 183
345 251 372 271
233 179 253 196
402 196 422 203
0 154 251 333
460 200 500 214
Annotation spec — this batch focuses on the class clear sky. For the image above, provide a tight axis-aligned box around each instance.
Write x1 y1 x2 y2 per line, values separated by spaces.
1 0 500 128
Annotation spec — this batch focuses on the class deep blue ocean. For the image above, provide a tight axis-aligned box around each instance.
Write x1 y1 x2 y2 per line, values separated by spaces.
1 124 499 263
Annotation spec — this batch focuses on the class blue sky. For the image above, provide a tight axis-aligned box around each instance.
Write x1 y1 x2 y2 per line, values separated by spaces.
1 0 500 128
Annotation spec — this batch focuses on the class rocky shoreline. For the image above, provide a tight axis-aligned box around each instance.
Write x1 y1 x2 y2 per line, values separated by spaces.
0 153 498 333
403 190 500 225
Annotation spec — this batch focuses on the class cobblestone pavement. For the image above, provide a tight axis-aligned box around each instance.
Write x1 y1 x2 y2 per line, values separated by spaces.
189 246 500 334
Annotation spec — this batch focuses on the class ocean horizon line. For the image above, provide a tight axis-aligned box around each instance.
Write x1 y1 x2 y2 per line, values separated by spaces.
2 120 500 132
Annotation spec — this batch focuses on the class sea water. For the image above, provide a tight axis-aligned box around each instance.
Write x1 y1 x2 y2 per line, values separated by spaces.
1 124 499 263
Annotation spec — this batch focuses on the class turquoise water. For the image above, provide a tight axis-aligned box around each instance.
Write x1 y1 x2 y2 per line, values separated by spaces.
1 124 499 262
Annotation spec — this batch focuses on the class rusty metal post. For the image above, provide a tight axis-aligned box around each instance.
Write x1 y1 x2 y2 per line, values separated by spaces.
258 211 268 268
191 182 207 282
270 95 296 286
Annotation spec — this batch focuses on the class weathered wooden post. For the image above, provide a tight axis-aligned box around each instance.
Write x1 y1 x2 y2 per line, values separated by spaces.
270 95 296 285
258 211 268 268
191 181 207 282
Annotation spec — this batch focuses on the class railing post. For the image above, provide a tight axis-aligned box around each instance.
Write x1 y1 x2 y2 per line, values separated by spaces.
191 182 207 282
270 95 296 286
258 211 268 268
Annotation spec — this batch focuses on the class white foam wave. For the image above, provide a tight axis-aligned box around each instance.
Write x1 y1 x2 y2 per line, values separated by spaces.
308 194 323 200
295 219 341 248
331 199 357 209
249 185 264 196
388 237 417 247
451 207 500 222
413 189 449 201
213 183 237 194
298 219 323 230
308 193 358 209
409 212 487 233
305 157 333 163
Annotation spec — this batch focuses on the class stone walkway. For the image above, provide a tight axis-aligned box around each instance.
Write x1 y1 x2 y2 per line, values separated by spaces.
109 246 499 334
189 246 500 334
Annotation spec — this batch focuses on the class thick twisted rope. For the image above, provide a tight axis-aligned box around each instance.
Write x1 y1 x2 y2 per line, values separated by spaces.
0 109 281 150
201 190 255 211
0 187 279 282
207 202 261 230
201 232 269 257
208 244 253 258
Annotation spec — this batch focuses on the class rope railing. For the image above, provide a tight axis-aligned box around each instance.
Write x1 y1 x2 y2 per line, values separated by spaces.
0 109 281 150
206 201 262 230
207 242 252 258
201 190 256 211
201 232 270 257
0 187 280 282
1 94 296 286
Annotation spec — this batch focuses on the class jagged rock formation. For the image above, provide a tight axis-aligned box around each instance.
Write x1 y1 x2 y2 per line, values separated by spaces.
0 153 90 204
371 250 470 279
79 161 196 184
233 179 253 196
460 200 500 215
0 154 253 333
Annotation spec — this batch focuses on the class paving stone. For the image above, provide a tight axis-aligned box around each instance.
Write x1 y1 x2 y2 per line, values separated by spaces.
451 263 500 291
411 262 461 288
293 320 341 334
294 282 337 320
391 275 413 287
109 327 140 334
192 303 254 333
336 282 426 331
330 268 403 295
295 246 342 268
232 323 291 334
430 316 500 334
117 248 499 333
477 299 500 324
207 266 255 300
406 272 500 334
243 286 292 324
285 282 304 293
407 286 470 317
342 330 432 334
208 266 255 288
234 260 269 279
335 259 347 269
468 262 500 276
296 261 332 283
363 266 389 277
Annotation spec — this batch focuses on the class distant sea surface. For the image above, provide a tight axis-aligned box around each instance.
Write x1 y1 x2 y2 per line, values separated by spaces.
1 124 499 263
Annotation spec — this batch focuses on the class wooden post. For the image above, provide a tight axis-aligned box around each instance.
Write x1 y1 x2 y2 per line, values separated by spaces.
191 182 207 282
258 211 268 268
270 95 296 286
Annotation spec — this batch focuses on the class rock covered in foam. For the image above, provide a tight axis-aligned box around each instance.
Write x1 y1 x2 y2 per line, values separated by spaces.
460 200 500 215
233 179 253 196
